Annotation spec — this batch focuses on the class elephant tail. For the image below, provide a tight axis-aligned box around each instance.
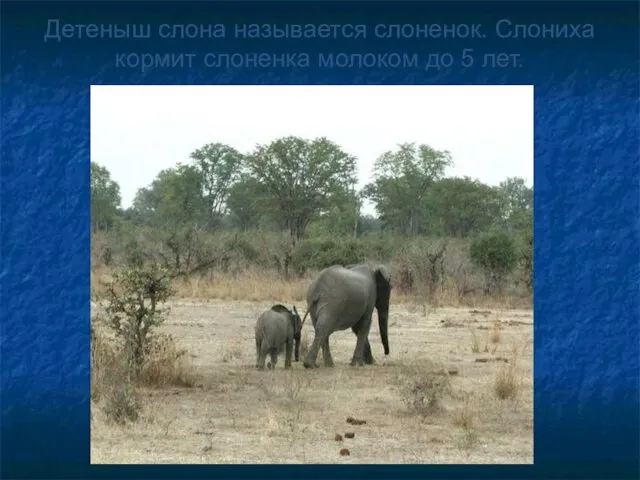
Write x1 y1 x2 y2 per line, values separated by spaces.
301 300 316 329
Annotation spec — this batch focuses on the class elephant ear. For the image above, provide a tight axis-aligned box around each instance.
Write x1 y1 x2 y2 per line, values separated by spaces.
374 264 392 288
287 306 302 335
271 304 291 315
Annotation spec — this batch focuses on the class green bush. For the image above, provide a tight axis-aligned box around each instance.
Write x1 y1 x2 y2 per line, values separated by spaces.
469 229 518 295
292 237 369 275
360 233 399 261
519 231 533 292
233 236 260 263
97 262 174 373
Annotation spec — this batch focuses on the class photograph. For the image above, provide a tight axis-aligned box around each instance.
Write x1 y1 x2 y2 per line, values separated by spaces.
90 84 534 464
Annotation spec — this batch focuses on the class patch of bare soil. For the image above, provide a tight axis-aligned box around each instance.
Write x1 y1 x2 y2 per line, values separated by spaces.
91 301 533 464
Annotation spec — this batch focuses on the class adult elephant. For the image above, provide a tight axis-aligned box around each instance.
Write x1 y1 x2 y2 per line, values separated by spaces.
302 263 392 369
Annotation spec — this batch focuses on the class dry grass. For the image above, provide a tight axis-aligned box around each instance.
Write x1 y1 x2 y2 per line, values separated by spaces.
91 267 531 311
452 396 475 430
489 317 502 345
102 382 141 425
91 326 201 426
221 344 244 364
469 319 502 356
91 300 533 464
469 329 481 354
395 364 452 418
138 333 200 388
493 346 524 401
90 326 120 402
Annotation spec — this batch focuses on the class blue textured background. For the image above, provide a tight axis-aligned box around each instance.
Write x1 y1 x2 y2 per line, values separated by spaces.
1 1 638 478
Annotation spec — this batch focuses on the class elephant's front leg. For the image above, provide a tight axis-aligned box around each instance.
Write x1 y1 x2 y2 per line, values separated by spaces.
350 316 372 367
352 326 376 365
321 337 334 367
284 339 293 369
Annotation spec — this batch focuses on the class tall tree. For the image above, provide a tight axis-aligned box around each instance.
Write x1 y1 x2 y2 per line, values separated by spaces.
496 177 533 233
225 175 271 231
189 143 244 228
91 162 122 232
245 136 358 244
129 164 210 271
131 164 206 229
425 177 502 237
364 143 453 236
310 186 362 237
356 214 383 236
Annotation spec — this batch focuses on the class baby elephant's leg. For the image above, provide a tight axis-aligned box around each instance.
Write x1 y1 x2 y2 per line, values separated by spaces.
284 339 293 368
256 339 267 369
269 349 278 369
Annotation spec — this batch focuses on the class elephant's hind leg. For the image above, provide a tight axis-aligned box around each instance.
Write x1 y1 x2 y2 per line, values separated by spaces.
284 340 293 369
303 334 323 368
363 339 376 365
258 341 273 370
256 343 267 370
321 337 334 367
304 320 331 369
268 349 278 369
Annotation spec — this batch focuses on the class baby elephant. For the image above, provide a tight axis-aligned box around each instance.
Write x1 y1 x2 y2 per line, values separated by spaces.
255 304 303 370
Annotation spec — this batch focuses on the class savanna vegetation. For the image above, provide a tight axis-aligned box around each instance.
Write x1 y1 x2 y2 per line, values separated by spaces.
92 137 532 302
91 136 533 463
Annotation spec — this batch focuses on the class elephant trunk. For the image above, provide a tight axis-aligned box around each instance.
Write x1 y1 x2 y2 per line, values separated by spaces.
378 308 390 355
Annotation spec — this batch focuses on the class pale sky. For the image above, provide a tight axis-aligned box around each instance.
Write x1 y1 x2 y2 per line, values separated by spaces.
91 85 533 216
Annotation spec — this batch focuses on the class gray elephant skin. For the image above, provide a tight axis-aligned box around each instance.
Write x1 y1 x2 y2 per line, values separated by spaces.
255 304 303 370
302 263 392 369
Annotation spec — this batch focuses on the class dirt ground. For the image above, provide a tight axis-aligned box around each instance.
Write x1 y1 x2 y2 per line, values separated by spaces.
91 300 533 464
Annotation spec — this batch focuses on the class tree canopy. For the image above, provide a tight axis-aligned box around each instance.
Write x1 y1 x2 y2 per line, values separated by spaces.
363 143 454 236
94 135 532 244
91 162 122 232
245 136 358 244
